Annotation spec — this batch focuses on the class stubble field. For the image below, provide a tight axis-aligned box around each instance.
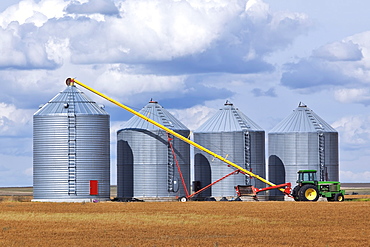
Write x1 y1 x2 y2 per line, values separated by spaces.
0 200 369 247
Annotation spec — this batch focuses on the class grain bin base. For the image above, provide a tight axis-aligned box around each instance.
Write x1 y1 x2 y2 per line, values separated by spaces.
32 198 111 203
113 197 180 202
237 195 268 201
136 197 179 202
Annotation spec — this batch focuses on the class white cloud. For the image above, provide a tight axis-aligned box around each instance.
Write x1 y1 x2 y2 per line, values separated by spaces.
0 0 68 28
0 24 26 67
313 40 363 61
94 65 187 98
342 31 370 82
65 0 119 16
347 31 370 62
0 70 67 108
340 170 370 183
281 31 370 93
45 37 70 65
71 0 241 63
0 0 311 74
169 105 217 131
0 0 69 69
245 0 270 22
332 115 370 146
0 103 33 136
0 22 62 69
334 88 370 104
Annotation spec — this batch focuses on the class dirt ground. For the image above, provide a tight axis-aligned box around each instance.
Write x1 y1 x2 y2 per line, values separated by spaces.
0 201 369 247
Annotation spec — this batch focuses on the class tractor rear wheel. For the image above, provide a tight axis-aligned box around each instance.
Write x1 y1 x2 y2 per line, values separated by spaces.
298 184 319 201
334 193 344 202
292 185 301 201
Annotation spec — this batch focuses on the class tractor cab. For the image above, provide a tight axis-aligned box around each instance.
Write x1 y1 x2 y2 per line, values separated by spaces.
297 170 317 184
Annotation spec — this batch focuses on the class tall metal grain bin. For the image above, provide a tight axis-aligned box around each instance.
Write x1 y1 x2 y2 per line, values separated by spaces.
33 81 110 202
194 101 266 199
268 103 339 200
117 100 190 201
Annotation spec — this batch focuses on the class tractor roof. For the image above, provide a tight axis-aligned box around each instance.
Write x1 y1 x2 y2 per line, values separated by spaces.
298 170 317 173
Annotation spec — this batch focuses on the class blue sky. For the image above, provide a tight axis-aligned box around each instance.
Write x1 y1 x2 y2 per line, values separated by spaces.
1 0 370 186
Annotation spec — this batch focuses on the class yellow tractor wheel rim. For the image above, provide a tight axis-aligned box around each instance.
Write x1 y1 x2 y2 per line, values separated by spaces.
305 188 317 200
337 195 343 201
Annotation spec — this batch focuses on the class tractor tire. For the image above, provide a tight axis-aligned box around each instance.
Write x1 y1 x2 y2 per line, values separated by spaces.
334 193 344 202
292 185 301 201
298 184 319 201
327 197 335 202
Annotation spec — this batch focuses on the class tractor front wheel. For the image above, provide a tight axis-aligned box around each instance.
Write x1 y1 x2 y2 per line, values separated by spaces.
334 193 344 202
298 184 319 201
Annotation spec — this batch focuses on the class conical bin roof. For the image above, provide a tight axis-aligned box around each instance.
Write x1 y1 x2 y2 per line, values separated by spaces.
34 85 108 116
195 101 263 133
269 102 337 133
121 100 188 131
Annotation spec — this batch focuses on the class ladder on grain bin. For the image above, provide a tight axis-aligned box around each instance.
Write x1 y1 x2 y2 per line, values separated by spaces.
65 78 292 200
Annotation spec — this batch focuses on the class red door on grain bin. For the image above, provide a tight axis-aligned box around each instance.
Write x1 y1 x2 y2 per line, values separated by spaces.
90 180 99 195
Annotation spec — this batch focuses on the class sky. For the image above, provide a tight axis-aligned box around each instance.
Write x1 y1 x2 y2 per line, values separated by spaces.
1 0 370 186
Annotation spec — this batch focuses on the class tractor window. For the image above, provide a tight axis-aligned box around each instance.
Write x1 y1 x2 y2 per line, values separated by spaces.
299 172 317 182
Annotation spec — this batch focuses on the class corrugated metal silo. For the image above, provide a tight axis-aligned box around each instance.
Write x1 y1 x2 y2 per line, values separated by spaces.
194 101 266 199
117 100 190 200
268 102 339 200
33 81 110 202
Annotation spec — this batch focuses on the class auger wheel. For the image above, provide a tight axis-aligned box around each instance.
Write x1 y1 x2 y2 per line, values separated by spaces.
179 196 188 202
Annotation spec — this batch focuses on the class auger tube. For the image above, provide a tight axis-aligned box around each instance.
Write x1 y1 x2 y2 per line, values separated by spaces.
67 78 285 193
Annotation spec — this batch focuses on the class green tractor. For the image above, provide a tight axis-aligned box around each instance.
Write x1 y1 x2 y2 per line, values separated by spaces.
291 170 345 202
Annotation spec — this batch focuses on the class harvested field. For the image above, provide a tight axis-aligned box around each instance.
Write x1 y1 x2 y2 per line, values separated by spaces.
0 201 369 246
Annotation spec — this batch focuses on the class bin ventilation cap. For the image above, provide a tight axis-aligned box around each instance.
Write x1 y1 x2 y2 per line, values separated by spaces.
149 98 158 103
224 100 233 106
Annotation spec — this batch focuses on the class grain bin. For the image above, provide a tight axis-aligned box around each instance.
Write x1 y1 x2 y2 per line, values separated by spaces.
33 80 110 202
194 101 266 199
268 102 339 200
117 100 190 201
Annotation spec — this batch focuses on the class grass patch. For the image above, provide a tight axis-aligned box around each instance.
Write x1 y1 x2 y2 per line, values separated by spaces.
349 198 370 202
